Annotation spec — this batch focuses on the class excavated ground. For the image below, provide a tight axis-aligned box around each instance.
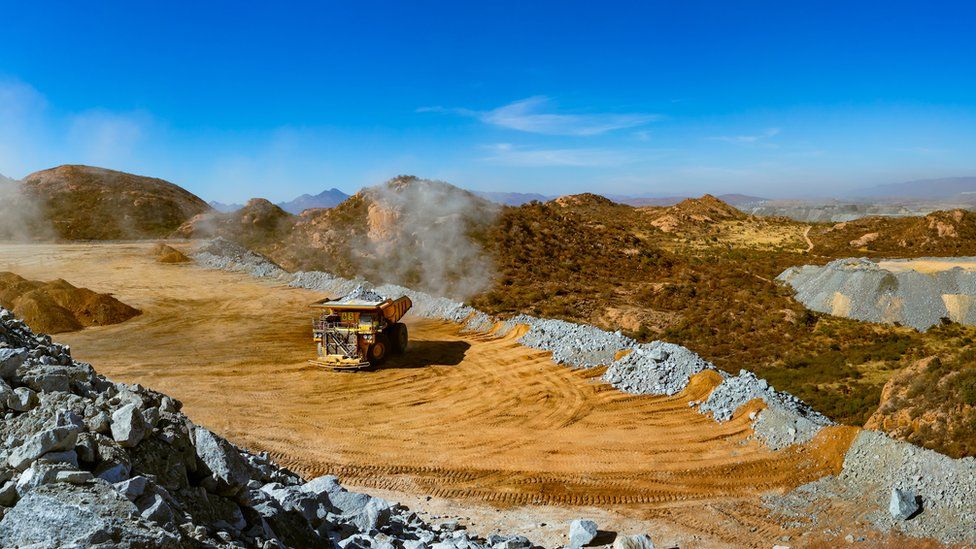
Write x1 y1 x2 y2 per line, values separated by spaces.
0 242 942 547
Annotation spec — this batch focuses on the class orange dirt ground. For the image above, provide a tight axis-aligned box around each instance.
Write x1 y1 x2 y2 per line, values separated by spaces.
0 243 938 547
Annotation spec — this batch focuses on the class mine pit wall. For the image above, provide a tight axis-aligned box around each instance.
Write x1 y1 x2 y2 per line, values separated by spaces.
194 239 976 545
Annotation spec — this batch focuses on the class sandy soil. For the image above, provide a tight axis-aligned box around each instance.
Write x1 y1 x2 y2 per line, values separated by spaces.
877 259 976 274
0 242 937 547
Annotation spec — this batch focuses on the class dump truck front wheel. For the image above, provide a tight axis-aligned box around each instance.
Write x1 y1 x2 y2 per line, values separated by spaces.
367 334 390 365
390 323 408 354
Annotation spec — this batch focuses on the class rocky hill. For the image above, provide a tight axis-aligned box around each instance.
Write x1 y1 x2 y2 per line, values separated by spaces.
20 165 210 240
866 351 976 458
0 272 140 334
264 176 501 299
810 209 976 256
645 194 748 233
174 198 297 252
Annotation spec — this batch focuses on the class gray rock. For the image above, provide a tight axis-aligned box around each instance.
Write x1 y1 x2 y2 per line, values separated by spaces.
612 534 655 549
0 348 27 379
0 480 17 506
193 427 250 493
569 519 598 548
304 475 373 516
7 386 37 412
138 493 176 526
94 461 131 483
889 488 920 520
54 469 94 484
38 449 79 467
15 462 64 495
113 475 148 501
353 497 392 532
0 482 180 547
7 426 80 471
111 402 147 447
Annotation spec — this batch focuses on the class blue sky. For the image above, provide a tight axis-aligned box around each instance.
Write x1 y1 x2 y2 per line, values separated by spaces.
1 1 974 201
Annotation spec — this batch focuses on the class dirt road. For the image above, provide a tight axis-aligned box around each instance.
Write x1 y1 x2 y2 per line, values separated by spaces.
0 242 888 547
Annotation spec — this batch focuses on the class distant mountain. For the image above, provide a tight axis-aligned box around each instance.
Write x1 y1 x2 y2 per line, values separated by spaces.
854 177 976 201
474 191 554 206
277 188 349 214
614 193 766 208
209 201 244 213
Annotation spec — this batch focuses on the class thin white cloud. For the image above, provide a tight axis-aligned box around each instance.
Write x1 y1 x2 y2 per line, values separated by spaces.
420 96 658 136
480 143 642 167
709 127 781 144
0 78 156 177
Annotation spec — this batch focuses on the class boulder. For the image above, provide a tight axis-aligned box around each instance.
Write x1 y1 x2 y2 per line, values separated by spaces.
0 482 180 547
612 534 655 549
111 402 147 447
0 348 27 379
7 387 38 412
889 488 920 520
569 519 598 548
353 497 392 532
138 493 176 526
193 427 250 494
54 469 94 484
113 476 148 501
7 426 80 471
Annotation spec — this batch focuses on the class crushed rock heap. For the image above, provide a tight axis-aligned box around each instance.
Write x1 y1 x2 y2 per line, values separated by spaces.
0 308 535 548
778 257 976 331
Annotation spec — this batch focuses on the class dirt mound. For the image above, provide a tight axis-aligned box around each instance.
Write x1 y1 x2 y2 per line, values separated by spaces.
647 194 747 233
173 198 296 250
21 165 210 240
150 243 190 263
0 271 139 333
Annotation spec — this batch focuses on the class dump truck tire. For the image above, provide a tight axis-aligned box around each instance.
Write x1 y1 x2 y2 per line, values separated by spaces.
368 334 390 365
390 323 408 354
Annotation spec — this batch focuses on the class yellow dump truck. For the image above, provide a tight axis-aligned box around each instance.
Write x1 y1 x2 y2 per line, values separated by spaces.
309 288 412 370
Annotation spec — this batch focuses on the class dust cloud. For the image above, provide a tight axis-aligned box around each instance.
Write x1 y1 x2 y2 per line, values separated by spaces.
0 174 52 242
364 178 498 300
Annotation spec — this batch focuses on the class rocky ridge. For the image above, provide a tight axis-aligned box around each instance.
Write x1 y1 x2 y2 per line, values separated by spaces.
193 237 976 545
0 308 535 548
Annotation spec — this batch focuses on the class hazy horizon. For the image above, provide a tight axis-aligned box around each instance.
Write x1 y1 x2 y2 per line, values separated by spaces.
2 2 975 202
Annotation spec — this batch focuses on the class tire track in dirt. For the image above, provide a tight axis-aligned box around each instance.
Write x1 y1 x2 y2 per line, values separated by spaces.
1 242 859 548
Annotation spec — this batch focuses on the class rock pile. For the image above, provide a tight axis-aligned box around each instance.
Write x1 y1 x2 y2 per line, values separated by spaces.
778 257 976 330
0 308 535 548
193 237 291 280
764 430 976 544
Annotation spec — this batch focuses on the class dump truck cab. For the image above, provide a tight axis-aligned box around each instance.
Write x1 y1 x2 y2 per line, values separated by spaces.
309 288 411 370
